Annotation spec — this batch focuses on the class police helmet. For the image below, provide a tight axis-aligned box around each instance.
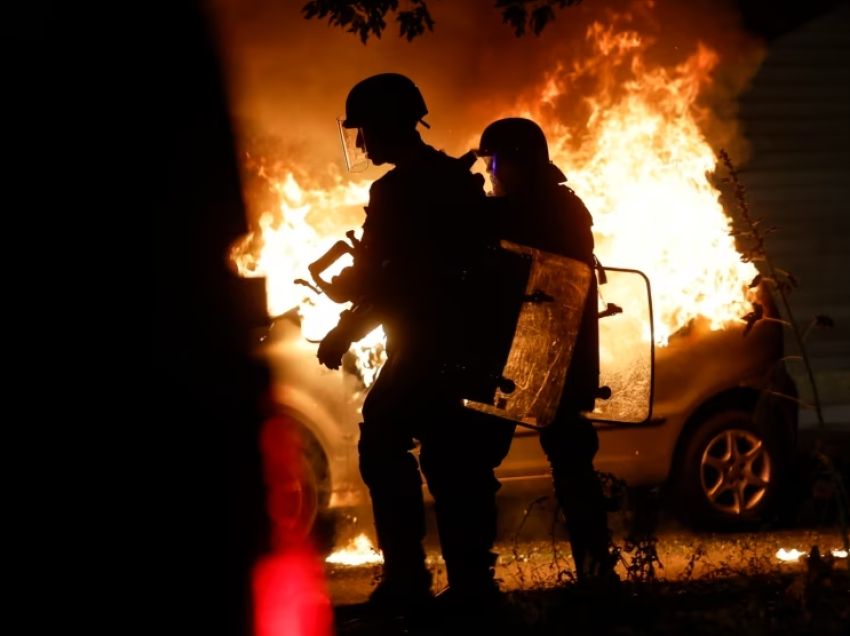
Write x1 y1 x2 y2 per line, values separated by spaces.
341 73 429 129
476 118 567 183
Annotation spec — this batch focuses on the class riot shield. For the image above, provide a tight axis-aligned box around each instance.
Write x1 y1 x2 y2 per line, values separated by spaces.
462 240 593 428
433 242 532 405
588 267 655 425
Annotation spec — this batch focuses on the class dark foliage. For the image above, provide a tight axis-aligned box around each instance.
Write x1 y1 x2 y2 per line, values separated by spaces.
496 0 583 36
302 0 435 43
301 0 582 43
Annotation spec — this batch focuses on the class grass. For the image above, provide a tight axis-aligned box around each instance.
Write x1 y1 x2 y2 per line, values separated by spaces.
334 539 849 635
332 150 850 634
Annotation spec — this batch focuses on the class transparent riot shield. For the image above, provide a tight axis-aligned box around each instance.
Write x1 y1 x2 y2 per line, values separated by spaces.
463 240 593 428
588 267 655 425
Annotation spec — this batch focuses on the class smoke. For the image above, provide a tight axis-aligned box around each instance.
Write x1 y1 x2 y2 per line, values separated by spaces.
205 0 765 184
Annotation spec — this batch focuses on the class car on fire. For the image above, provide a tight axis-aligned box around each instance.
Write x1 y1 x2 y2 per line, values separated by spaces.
256 270 799 537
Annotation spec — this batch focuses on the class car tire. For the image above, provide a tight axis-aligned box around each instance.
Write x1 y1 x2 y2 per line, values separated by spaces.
268 453 321 542
301 429 336 553
264 415 332 545
674 408 785 530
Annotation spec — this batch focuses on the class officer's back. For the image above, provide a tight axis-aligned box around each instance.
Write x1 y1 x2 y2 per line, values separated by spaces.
365 145 489 354
469 117 618 586
317 74 491 417
493 178 594 265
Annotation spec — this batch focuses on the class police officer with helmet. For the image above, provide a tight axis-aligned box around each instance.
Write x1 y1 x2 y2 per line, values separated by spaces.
316 73 509 617
474 117 619 583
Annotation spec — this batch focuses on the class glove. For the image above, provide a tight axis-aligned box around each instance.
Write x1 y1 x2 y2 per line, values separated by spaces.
317 326 353 370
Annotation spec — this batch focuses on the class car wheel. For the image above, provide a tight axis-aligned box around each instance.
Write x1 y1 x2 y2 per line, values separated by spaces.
676 409 783 530
268 454 320 542
264 416 331 545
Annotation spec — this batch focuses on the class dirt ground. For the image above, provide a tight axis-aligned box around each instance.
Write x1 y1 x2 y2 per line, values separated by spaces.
325 425 849 634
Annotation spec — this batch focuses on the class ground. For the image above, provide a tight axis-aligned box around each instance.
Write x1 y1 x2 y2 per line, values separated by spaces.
328 517 849 634
324 426 850 634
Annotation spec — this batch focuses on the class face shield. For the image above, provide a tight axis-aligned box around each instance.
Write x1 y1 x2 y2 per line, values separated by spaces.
480 153 496 174
475 151 500 195
337 117 369 173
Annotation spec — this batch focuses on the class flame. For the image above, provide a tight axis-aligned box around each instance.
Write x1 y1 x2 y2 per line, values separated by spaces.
776 548 849 562
489 23 757 346
230 168 387 386
776 548 807 562
325 533 384 567
231 170 371 324
232 17 759 385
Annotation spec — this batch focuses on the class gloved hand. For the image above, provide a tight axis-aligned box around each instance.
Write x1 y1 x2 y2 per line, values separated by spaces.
317 326 353 370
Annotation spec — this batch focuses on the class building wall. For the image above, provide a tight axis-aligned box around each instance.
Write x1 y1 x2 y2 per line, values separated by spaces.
737 1 850 406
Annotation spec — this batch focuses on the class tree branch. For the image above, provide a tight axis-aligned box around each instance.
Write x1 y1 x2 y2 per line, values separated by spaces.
302 0 583 42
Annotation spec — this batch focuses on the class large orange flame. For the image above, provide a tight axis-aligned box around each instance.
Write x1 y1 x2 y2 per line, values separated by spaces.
231 19 758 384
502 23 757 345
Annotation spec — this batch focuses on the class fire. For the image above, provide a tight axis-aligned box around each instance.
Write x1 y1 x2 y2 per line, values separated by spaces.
325 533 383 567
490 22 757 345
231 170 370 323
232 17 758 384
776 548 849 562
230 168 387 385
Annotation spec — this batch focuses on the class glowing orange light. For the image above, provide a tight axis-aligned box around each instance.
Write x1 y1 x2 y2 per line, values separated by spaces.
253 552 333 636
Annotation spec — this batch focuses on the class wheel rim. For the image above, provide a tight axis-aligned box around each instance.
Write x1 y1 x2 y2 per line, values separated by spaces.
699 428 771 515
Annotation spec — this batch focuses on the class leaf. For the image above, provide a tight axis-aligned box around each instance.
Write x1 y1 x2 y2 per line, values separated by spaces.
500 4 528 36
530 5 555 34
302 0 411 43
814 314 835 328
308 0 581 41
398 4 435 41
497 0 582 37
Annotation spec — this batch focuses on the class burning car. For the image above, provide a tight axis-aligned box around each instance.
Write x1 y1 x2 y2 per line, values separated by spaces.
253 266 797 538
231 20 799 536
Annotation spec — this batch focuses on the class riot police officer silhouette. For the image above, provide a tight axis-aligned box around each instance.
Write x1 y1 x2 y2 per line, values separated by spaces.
474 117 618 583
316 74 510 616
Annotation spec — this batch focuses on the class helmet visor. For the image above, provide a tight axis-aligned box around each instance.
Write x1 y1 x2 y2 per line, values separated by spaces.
337 117 369 173
475 151 497 176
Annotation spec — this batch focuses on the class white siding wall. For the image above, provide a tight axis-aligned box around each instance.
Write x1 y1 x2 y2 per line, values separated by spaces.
737 2 850 404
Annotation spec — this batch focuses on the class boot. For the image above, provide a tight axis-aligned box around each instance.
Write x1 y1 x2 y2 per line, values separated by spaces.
432 580 503 628
574 547 621 600
367 565 433 619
